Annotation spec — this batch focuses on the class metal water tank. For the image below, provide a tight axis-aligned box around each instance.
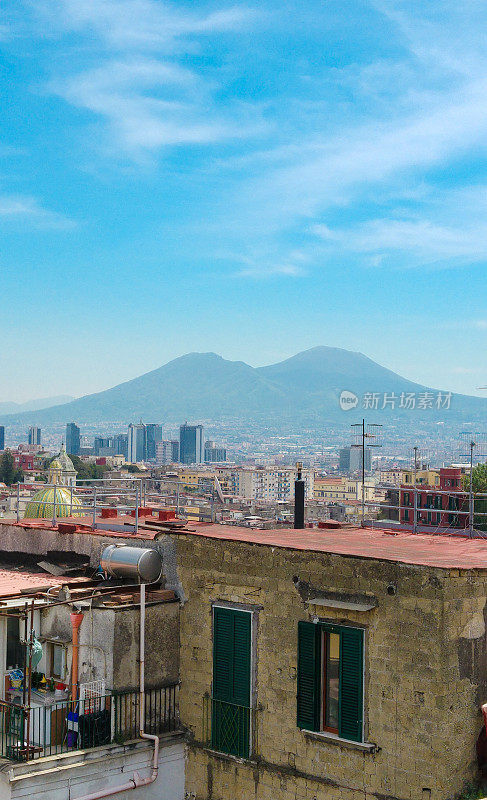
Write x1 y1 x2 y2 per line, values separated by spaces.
100 545 162 583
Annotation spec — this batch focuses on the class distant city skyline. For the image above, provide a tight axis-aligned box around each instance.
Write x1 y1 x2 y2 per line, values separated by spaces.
2 0 487 400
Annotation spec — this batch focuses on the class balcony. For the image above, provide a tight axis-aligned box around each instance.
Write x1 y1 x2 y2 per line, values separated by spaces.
0 683 180 762
202 695 258 760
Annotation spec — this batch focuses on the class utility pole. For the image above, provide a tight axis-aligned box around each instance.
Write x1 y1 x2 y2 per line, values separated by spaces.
469 440 475 538
361 419 365 522
413 446 419 535
351 420 382 525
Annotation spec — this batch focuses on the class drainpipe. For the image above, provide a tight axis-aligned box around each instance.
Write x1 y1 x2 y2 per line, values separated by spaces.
74 584 159 800
70 612 84 704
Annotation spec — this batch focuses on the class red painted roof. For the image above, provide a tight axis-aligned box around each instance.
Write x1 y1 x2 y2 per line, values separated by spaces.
0 569 88 597
5 516 159 541
8 517 487 570
181 523 487 570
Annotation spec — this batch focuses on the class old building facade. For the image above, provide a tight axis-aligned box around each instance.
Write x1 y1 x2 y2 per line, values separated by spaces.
174 526 487 800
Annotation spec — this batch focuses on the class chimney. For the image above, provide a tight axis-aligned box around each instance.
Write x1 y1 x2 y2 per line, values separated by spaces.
294 462 305 530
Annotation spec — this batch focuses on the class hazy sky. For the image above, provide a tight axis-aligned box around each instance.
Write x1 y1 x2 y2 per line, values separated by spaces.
2 0 487 401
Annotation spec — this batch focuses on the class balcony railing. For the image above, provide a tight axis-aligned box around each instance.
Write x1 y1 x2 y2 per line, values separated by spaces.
202 694 257 760
0 683 179 762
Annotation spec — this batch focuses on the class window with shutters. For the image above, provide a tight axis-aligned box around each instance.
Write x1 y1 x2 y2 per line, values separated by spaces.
297 621 364 743
210 606 252 759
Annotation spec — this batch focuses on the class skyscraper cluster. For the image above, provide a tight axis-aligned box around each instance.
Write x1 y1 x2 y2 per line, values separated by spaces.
63 420 226 465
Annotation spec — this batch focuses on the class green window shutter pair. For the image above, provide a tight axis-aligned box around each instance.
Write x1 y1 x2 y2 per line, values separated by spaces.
296 621 364 742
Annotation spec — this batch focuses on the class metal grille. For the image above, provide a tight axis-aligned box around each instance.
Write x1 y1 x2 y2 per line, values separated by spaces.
203 695 255 760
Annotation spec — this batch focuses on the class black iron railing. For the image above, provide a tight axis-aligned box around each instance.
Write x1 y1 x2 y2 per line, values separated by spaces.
0 683 179 762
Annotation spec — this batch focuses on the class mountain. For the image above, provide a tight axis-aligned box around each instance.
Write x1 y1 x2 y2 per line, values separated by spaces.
258 346 424 399
0 348 485 427
0 395 74 415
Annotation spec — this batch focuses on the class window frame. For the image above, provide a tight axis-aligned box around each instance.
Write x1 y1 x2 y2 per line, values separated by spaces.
211 603 255 759
320 628 340 734
50 642 66 681
297 620 365 743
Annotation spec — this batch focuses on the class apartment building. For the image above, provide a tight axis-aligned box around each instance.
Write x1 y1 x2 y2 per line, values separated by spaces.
313 476 348 502
174 520 487 800
234 466 314 501
0 529 184 800
314 476 380 505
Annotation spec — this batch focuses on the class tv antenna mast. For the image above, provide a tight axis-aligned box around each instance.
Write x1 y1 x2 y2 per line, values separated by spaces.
351 420 382 523
459 432 487 537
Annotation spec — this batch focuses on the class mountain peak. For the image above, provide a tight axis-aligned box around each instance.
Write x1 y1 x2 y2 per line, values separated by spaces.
0 347 485 427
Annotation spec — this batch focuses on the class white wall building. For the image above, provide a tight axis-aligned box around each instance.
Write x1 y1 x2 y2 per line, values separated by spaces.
235 467 314 502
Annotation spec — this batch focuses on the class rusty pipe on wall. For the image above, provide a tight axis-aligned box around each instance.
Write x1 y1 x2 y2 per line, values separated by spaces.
70 611 84 702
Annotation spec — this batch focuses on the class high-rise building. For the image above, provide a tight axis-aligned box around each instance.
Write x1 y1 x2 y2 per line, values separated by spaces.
128 423 146 463
339 446 371 473
0 426 4 451
145 424 163 461
171 440 180 462
28 426 41 446
179 424 204 464
156 440 180 465
204 441 227 463
94 437 114 457
113 433 128 459
65 423 80 456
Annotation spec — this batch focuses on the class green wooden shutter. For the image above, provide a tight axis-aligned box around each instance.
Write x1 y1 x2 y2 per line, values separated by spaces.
213 606 235 702
297 621 320 731
212 606 251 758
213 607 251 704
232 611 251 706
339 626 363 742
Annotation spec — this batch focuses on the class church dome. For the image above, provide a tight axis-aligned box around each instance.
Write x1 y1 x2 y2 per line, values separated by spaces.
24 486 83 519
49 458 63 471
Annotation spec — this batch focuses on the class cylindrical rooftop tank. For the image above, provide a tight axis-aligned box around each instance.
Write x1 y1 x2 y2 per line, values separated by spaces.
100 545 162 584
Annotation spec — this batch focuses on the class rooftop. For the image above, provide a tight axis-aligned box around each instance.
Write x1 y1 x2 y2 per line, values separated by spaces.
179 522 487 570
0 567 89 597
6 515 487 570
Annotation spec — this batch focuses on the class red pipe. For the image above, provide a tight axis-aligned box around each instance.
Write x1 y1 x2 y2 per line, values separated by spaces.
70 612 84 702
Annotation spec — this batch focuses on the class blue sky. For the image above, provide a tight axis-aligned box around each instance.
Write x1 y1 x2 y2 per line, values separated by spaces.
1 0 487 401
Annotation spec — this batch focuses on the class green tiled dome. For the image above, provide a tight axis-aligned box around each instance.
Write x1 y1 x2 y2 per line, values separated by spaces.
24 486 83 519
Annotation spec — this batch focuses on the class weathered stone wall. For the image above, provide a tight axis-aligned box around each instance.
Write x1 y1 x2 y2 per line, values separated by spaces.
111 601 180 690
173 533 487 800
40 600 179 691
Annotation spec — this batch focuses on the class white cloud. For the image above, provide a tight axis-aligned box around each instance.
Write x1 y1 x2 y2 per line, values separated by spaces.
200 2 487 272
38 0 252 51
236 264 305 278
55 58 258 153
34 0 260 157
243 75 487 225
0 195 75 228
233 254 306 278
312 216 487 266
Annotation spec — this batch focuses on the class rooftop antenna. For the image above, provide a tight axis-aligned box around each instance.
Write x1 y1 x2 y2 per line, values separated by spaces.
351 420 382 523
459 432 487 537
408 446 430 534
